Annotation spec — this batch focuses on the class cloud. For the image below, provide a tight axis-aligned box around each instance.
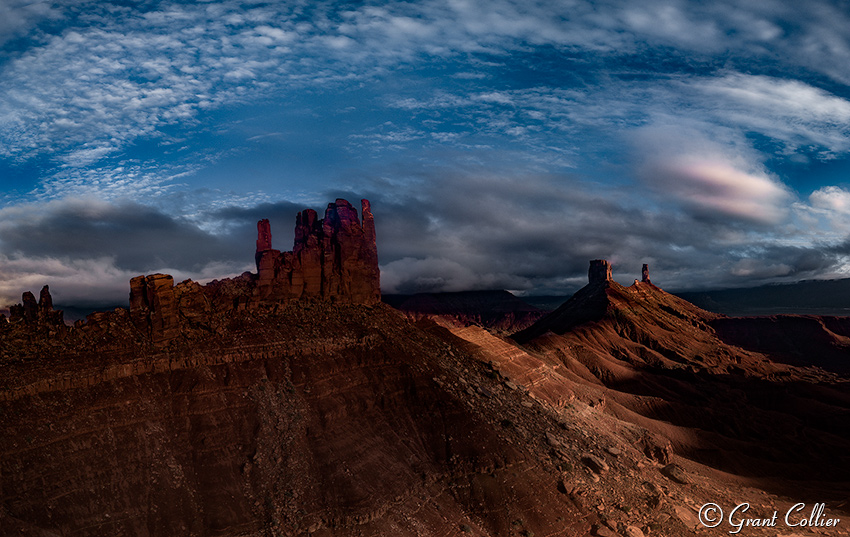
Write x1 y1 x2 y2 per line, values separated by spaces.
691 74 850 155
381 256 529 294
643 157 792 225
0 0 61 46
362 159 837 295
628 121 794 225
809 186 850 213
3 0 850 301
3 0 850 206
0 174 844 308
0 198 238 270
0 197 260 306
791 186 850 244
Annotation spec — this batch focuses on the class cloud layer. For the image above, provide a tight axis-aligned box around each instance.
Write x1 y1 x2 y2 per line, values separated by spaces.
2 1 850 304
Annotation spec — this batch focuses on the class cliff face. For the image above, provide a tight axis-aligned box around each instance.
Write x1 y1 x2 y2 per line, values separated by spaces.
0 301 588 537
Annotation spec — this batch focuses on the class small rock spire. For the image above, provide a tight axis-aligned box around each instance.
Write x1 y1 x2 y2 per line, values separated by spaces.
256 219 272 253
39 285 53 312
256 219 273 271
588 259 613 284
22 291 37 324
641 264 651 284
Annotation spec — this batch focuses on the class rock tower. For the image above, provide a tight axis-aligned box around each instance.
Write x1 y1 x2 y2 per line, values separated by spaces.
588 259 613 284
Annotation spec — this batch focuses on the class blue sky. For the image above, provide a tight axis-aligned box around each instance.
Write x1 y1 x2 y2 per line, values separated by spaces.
3 0 850 306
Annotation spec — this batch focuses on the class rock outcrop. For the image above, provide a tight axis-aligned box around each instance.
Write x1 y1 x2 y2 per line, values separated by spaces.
255 218 273 269
641 263 651 284
118 198 379 347
588 259 613 284
7 286 64 328
21 291 37 324
514 259 714 342
129 274 181 344
254 198 380 305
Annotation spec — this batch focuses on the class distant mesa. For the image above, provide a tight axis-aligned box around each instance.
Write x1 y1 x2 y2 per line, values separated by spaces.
3 198 380 347
383 289 546 333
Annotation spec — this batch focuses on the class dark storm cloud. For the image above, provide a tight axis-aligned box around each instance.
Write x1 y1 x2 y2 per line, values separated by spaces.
0 199 237 272
210 200 307 251
0 197 263 306
361 165 847 294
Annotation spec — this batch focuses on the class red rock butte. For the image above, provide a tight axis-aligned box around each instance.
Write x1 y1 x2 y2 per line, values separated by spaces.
254 198 380 305
121 198 380 346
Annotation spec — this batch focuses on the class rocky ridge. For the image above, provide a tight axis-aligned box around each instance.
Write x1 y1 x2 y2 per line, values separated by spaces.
1 211 849 537
513 261 850 499
1 198 381 355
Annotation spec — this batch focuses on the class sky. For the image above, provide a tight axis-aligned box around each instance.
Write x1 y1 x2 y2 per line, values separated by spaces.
3 0 850 307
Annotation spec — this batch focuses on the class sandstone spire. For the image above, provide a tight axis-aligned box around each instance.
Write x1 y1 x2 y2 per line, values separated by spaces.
588 259 613 284
642 264 651 284
254 198 380 305
255 219 273 271
39 285 53 312
21 292 37 324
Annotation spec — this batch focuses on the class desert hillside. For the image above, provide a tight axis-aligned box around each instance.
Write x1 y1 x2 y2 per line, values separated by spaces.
1 203 848 537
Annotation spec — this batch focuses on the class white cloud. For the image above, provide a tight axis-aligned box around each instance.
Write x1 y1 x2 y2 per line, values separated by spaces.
809 186 850 214
699 74 850 123
789 186 850 245
649 157 792 224
692 74 850 154
0 254 250 309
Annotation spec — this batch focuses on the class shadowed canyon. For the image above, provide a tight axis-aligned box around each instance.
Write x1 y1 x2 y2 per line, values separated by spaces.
1 199 848 537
